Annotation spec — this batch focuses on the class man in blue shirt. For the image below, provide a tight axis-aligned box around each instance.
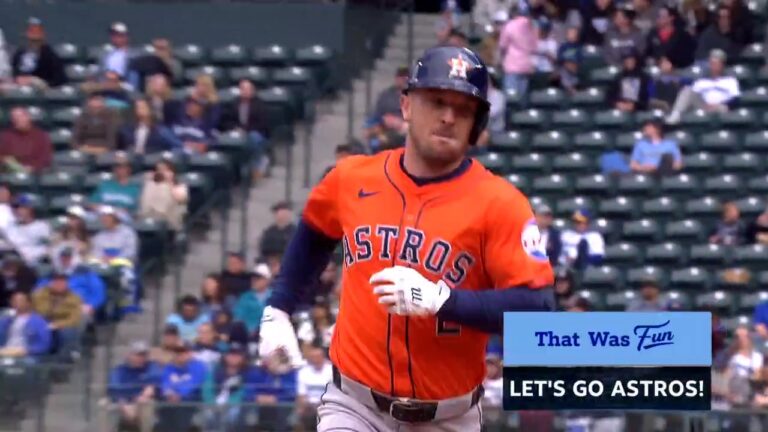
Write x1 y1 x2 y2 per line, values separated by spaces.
250 348 298 431
108 341 162 431
165 295 210 343
156 341 208 431
630 118 682 174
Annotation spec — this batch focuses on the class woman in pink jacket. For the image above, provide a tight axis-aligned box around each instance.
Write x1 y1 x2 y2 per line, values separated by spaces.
498 6 537 96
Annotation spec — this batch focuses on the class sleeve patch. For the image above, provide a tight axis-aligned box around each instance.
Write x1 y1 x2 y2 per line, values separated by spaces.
521 218 549 262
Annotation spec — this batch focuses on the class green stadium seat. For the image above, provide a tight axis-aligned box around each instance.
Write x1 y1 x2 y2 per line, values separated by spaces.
84 172 113 194
213 130 250 161
744 131 768 152
49 128 73 151
570 87 606 109
761 68 768 85
733 245 768 268
65 64 97 82
505 174 529 192
680 65 705 81
665 219 706 244
622 219 660 243
228 66 271 86
668 130 696 151
511 153 549 173
529 87 566 109
210 44 247 65
532 174 571 197
555 196 594 217
50 106 82 128
580 265 623 290
259 86 297 139
475 152 507 174
721 315 752 333
48 193 87 215
617 174 656 196
575 174 613 196
95 151 139 172
589 66 619 85
24 106 48 127
217 86 240 104
715 268 753 291
551 152 593 173
54 150 93 171
672 267 713 290
551 108 590 129
603 242 642 266
510 109 548 129
761 272 768 290
704 174 743 197
1 172 36 193
700 130 739 152
643 196 680 221
16 192 46 214
661 290 691 309
599 196 637 219
86 43 112 62
142 151 186 172
660 173 700 196
574 131 611 155
504 89 523 108
188 151 232 189
605 290 637 310
252 44 292 66
634 109 665 125
135 217 169 261
528 196 547 210
685 196 722 220
184 65 225 85
53 43 81 63
739 86 768 108
615 131 642 152
740 43 765 66
593 109 631 129
626 266 667 286
531 131 568 153
645 242 685 266
179 171 212 215
44 85 81 106
735 196 766 218
1 86 39 105
574 290 604 309
739 291 768 312
679 109 715 131
748 174 768 193
683 152 719 174
295 44 334 88
39 171 83 198
593 218 617 241
726 65 755 86
582 45 606 71
694 290 733 313
489 131 528 152
689 244 728 266
173 44 207 65
723 152 763 172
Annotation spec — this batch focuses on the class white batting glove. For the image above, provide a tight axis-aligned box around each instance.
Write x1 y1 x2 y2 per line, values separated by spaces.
370 266 452 316
258 306 305 368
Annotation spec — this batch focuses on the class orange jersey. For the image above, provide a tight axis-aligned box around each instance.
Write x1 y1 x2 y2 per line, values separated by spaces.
303 147 553 400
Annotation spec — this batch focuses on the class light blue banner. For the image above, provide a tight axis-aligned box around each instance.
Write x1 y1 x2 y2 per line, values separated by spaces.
503 312 712 366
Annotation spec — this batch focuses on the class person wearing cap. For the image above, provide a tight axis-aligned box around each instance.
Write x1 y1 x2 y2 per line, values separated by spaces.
36 247 106 321
107 340 162 431
363 66 410 152
248 347 298 431
10 17 66 88
49 205 90 263
559 209 605 270
630 118 682 174
554 25 583 94
72 93 120 155
156 341 208 431
295 343 333 429
694 5 742 63
534 204 562 267
607 47 651 113
4 195 52 265
31 272 83 360
0 291 51 361
626 278 670 311
201 342 256 431
258 201 296 264
667 48 740 124
91 205 139 263
602 6 646 66
149 324 182 366
89 152 142 213
0 106 53 173
233 263 272 335
100 22 134 79
532 17 559 74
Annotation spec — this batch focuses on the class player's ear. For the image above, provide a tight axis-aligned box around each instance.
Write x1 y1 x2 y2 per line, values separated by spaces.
400 93 411 122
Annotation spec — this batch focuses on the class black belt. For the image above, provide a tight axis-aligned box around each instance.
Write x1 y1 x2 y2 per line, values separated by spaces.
332 366 483 423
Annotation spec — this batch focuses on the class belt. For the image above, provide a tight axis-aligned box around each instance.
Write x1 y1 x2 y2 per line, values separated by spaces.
332 366 483 423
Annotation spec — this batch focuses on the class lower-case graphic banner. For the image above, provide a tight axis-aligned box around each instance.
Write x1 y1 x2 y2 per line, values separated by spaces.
503 366 711 411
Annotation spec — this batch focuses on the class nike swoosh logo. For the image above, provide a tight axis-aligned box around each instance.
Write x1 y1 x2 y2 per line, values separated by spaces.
358 188 379 198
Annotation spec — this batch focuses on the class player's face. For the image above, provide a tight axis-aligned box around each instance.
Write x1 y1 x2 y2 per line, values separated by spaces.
402 88 478 168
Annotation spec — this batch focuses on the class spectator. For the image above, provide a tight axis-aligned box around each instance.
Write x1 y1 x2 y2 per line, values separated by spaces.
165 295 210 343
202 343 255 432
478 11 509 67
746 207 768 245
11 18 66 89
0 106 53 174
534 204 561 266
233 263 272 335
0 291 50 361
138 159 188 231
90 153 141 213
297 303 334 353
532 18 558 74
634 0 661 34
72 94 121 155
5 196 51 265
626 279 668 311
363 67 409 153
49 205 90 263
249 348 298 432
498 5 536 95
193 322 222 368
709 201 746 246
219 252 251 299
218 79 270 180
482 351 504 408
681 0 712 37
200 274 232 317
472 0 515 29
648 56 688 112
171 98 214 155
117 98 176 154
107 341 161 432
567 296 592 312
258 201 296 263
645 6 696 69
188 74 222 127
150 324 182 366
0 27 10 83
607 49 650 112
0 254 36 309
99 22 136 83
553 25 583 94
694 6 742 63
310 261 339 301
151 39 182 82
0 184 15 232
629 118 682 174
156 342 207 432
32 272 83 359
485 74 506 135
667 49 740 124
603 7 646 66
579 0 615 46
445 29 469 48
39 247 105 321
145 74 176 124
295 344 332 430
126 39 173 93
559 209 605 269
727 327 763 407
723 0 754 46
212 309 239 345
320 143 365 180
90 206 139 263
81 69 133 110
553 267 576 310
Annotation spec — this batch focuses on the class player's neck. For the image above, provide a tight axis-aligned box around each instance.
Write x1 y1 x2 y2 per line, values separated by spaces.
402 147 464 179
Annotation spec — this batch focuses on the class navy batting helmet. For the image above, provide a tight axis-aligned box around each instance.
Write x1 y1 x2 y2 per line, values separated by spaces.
404 46 491 146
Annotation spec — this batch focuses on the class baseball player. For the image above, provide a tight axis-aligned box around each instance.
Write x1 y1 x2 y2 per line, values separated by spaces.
259 46 555 431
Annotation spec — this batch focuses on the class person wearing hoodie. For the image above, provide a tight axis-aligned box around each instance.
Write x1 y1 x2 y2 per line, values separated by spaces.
108 341 162 432
0 291 51 361
36 247 106 321
579 0 615 45
602 6 646 66
202 343 256 432
156 342 208 432
233 263 272 336
91 206 138 264
607 48 651 112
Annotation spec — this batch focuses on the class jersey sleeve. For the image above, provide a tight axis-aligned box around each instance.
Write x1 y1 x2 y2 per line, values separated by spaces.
482 187 554 289
302 165 344 240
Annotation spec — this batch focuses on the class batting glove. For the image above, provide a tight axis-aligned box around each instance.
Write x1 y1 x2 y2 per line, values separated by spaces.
258 306 305 368
370 266 452 316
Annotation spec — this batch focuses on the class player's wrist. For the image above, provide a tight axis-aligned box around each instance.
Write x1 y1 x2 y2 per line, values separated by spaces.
434 280 453 313
262 305 291 323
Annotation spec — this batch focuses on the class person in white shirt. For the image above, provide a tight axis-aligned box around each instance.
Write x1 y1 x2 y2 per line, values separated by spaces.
100 22 132 78
532 19 558 73
559 209 605 270
4 195 51 265
0 184 16 233
0 27 11 83
296 344 333 430
667 49 740 124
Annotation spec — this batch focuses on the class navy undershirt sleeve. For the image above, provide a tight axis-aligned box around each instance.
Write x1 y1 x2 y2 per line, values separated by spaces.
266 220 339 315
436 286 556 334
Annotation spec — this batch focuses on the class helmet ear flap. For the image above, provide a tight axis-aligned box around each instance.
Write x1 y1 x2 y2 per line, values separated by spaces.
469 103 490 146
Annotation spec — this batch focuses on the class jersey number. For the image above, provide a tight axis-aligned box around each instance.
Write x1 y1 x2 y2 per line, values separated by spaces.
436 318 461 336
